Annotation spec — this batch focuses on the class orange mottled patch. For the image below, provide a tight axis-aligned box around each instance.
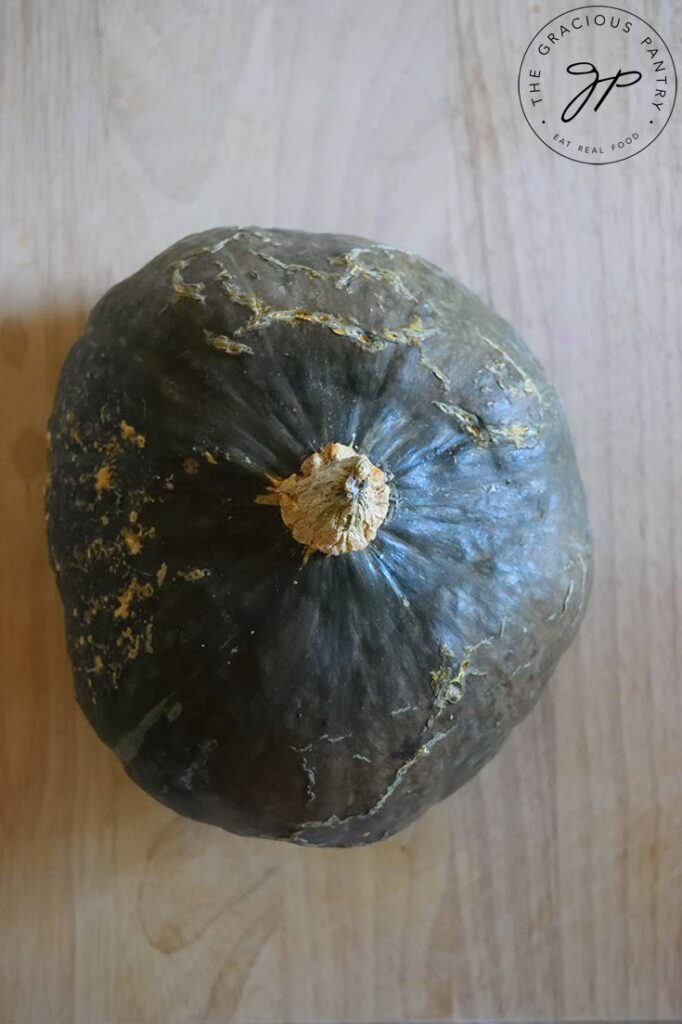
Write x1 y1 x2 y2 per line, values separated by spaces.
113 578 154 619
94 465 114 495
120 420 146 448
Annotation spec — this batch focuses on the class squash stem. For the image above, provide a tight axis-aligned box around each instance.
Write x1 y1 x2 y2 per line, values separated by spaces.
256 442 390 559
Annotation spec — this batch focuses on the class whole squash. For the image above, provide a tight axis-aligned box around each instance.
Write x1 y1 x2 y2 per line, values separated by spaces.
46 227 591 846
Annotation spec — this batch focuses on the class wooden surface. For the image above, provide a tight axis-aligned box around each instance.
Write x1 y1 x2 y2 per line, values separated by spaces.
1 1 681 1021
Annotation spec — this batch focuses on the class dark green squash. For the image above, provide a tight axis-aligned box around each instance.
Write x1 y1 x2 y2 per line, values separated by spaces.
46 227 591 846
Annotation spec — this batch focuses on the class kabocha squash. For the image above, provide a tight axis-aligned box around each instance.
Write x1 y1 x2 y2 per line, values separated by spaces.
46 227 591 846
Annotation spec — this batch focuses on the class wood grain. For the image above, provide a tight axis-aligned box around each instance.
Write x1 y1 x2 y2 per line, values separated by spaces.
1 0 681 1020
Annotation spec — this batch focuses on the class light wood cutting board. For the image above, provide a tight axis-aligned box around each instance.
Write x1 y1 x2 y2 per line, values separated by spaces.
1 1 681 1021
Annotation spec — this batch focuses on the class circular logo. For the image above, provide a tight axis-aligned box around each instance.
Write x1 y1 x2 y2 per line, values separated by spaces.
518 6 677 164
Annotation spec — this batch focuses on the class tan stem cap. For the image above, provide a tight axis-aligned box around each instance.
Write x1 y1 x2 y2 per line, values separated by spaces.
257 442 390 559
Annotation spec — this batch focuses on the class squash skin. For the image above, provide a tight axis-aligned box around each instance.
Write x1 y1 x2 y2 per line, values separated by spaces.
46 227 592 847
